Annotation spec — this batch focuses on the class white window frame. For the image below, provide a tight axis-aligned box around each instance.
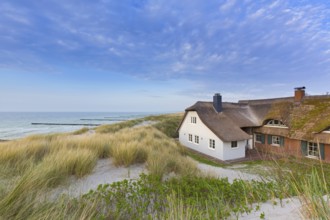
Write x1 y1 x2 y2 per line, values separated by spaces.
231 141 238 148
209 139 215 149
323 128 330 133
307 142 319 158
188 134 193 142
265 119 287 128
194 135 199 144
255 134 262 143
191 116 197 124
272 136 280 146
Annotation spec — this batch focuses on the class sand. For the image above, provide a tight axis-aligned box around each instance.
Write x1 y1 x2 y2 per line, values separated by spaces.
52 159 318 219
53 159 146 198
197 163 262 182
234 197 303 220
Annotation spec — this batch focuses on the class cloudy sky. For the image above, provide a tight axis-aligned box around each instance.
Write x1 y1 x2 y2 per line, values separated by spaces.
1 0 330 112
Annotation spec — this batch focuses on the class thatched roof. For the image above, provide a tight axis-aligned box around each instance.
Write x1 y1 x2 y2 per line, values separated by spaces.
183 102 249 141
246 95 330 143
179 95 330 144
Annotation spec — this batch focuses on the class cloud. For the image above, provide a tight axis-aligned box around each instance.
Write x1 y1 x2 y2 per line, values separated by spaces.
220 0 236 12
0 0 329 95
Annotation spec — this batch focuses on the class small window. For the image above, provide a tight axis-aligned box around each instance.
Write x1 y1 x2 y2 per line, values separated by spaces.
209 139 215 149
266 119 287 127
191 117 197 124
231 141 238 148
308 142 319 157
194 135 199 144
188 134 193 142
255 134 262 143
272 136 280 146
323 127 330 133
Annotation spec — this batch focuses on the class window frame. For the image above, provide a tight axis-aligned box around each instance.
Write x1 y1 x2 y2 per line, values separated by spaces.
265 119 288 128
255 134 262 143
188 134 193 142
209 139 215 149
272 136 281 146
194 135 199 144
307 142 319 158
231 141 238 148
191 116 197 124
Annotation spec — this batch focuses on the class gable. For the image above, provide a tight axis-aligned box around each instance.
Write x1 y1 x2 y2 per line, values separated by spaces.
179 102 250 142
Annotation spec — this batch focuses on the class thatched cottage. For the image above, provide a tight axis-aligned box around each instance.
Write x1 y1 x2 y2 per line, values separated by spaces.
177 87 330 162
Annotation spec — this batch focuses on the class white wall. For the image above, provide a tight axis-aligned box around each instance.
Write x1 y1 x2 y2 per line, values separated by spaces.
222 140 246 160
178 111 246 161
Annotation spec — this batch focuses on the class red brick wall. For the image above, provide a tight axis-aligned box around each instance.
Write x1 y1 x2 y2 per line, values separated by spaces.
255 136 300 155
255 135 330 162
325 144 330 162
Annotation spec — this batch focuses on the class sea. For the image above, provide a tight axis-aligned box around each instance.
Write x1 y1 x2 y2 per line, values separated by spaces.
0 112 157 140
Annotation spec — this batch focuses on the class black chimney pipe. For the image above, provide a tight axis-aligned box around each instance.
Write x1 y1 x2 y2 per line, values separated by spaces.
213 93 222 113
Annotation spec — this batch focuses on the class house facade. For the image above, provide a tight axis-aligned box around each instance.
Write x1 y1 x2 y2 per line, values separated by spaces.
178 110 246 161
178 87 330 162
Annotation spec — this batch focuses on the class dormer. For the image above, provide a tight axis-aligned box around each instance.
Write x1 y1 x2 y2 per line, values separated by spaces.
264 119 288 128
321 127 330 134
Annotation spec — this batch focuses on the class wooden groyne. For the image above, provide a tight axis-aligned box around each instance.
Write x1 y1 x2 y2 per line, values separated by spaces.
80 119 123 121
31 123 101 126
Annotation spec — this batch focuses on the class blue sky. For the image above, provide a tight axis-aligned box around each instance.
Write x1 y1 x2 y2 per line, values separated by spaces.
1 0 330 112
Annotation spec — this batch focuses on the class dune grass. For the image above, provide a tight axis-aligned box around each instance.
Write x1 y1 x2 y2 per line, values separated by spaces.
263 156 330 219
71 127 90 135
1 112 330 219
0 113 197 219
94 118 144 134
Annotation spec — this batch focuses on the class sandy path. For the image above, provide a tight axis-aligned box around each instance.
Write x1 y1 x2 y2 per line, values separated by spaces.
234 197 303 220
197 163 262 182
52 158 326 219
196 163 308 219
53 159 146 198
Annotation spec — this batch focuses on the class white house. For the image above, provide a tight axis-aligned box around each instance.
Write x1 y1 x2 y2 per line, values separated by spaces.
177 93 253 161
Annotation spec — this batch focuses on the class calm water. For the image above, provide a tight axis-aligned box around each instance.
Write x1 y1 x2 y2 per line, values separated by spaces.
0 112 155 140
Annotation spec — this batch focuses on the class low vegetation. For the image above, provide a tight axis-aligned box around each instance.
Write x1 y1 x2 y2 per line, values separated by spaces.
0 113 329 219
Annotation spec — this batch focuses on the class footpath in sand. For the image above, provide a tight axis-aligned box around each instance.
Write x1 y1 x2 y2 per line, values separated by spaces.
198 163 305 220
53 159 146 198
54 158 306 219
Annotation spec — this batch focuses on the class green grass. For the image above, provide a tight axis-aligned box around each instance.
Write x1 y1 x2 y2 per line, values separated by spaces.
185 149 225 167
1 112 330 219
71 127 90 135
0 113 198 219
146 113 184 138
94 118 144 134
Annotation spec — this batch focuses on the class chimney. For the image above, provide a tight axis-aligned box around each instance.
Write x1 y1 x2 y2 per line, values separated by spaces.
294 86 306 102
213 93 222 112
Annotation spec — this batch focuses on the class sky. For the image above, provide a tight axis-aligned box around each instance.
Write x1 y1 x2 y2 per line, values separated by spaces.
1 0 330 112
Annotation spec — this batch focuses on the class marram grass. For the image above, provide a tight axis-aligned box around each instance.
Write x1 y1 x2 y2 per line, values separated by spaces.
0 114 198 219
1 113 329 219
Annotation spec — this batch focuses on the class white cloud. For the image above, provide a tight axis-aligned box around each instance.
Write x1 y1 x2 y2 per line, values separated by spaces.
220 0 236 12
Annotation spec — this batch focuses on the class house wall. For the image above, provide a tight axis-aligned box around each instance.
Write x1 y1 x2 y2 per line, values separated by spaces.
254 135 301 156
223 140 246 160
254 133 330 162
325 144 330 162
178 111 246 161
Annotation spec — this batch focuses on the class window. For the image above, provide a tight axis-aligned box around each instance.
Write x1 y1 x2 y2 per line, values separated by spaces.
231 141 238 148
188 134 193 142
272 136 280 146
209 139 215 149
191 116 197 124
308 142 319 157
266 119 287 127
323 127 330 133
255 134 262 143
194 135 199 144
